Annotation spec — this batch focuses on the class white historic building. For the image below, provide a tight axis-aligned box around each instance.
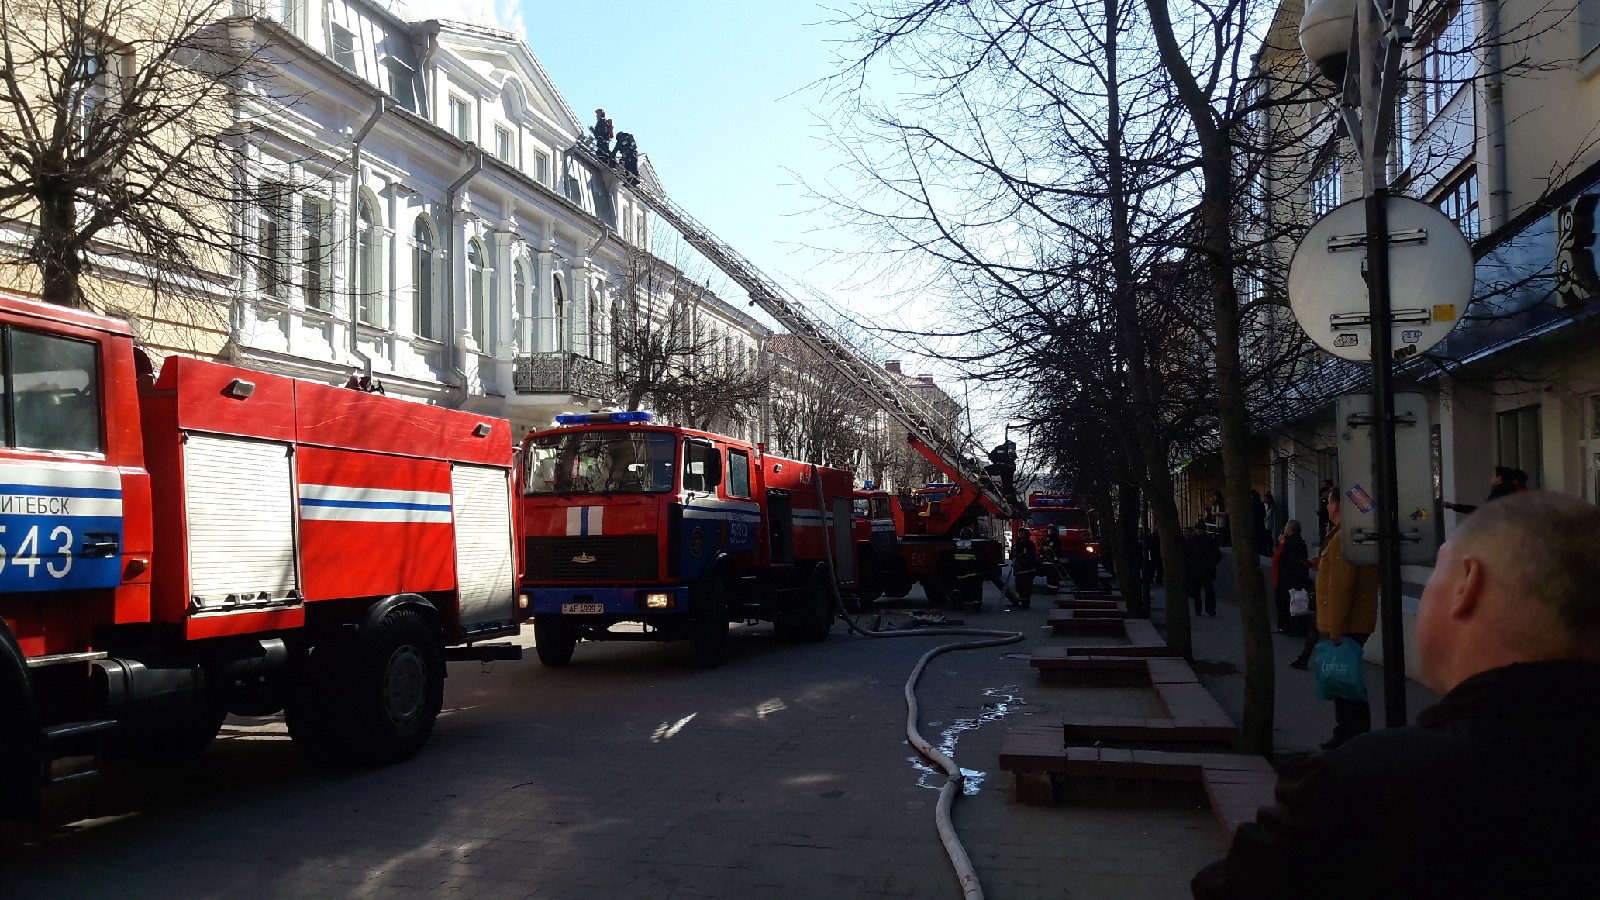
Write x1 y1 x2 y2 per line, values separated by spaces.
229 1 769 439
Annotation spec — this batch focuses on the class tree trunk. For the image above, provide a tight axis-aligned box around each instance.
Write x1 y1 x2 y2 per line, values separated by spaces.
38 188 83 307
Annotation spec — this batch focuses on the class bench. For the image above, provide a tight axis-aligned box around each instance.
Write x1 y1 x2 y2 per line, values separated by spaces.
1029 654 1237 746
1053 596 1124 611
1029 619 1177 661
1046 609 1133 636
996 736 1277 840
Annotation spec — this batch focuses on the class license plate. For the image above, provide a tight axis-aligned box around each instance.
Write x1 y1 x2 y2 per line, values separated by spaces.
562 603 605 615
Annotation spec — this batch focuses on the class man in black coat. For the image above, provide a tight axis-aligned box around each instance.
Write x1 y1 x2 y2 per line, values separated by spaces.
1192 491 1600 899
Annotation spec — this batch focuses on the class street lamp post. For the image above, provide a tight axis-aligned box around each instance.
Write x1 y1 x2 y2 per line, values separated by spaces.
1301 0 1413 728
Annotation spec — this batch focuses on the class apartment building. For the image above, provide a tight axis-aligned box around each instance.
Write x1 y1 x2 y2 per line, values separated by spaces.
1252 0 1600 673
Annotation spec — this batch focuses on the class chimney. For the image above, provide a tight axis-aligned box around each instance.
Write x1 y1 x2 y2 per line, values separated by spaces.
885 360 902 374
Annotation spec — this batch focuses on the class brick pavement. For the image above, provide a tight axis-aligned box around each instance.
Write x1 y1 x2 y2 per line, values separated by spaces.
0 580 1226 900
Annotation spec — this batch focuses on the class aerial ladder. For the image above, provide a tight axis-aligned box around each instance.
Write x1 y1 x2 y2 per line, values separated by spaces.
592 153 1023 520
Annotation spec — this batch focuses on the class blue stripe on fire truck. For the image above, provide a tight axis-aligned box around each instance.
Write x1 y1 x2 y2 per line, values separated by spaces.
0 463 124 592
298 485 453 524
565 505 604 536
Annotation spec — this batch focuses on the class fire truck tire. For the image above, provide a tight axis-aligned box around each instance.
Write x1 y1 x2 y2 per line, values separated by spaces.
534 618 577 667
286 636 352 762
342 609 444 765
853 556 883 611
0 619 42 820
689 577 730 668
882 577 915 599
799 566 835 643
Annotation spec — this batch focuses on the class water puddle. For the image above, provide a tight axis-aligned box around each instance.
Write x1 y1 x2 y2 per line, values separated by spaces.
907 686 1024 796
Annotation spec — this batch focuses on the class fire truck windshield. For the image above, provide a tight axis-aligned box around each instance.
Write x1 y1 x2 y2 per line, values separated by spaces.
1030 508 1089 528
524 430 676 494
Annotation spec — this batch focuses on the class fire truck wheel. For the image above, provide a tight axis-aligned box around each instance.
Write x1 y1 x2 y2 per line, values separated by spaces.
534 618 577 667
689 578 730 668
286 636 353 762
853 557 883 612
798 566 835 643
342 610 444 765
881 577 914 600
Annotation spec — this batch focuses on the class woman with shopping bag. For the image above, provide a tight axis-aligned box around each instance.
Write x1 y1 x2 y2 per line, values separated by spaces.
1271 520 1312 634
1309 490 1378 750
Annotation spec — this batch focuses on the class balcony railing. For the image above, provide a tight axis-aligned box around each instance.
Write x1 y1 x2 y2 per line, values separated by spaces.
513 351 613 399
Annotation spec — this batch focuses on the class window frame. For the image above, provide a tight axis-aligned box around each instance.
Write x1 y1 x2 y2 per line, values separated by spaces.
726 448 751 498
449 95 473 143
1 326 104 455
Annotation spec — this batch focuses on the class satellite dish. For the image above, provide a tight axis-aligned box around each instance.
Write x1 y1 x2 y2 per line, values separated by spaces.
1288 196 1474 362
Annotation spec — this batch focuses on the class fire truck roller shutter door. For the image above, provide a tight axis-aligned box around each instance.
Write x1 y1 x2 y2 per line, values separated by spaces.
183 434 298 609
450 464 516 638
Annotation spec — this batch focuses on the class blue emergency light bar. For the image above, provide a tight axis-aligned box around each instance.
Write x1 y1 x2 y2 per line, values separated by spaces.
555 411 655 425
1033 497 1078 506
923 482 956 489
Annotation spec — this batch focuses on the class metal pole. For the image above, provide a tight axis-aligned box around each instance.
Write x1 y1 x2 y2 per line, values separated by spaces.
1363 187 1407 728
1356 0 1407 728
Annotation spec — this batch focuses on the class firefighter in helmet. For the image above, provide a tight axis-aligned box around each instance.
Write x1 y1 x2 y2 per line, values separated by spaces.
953 527 983 613
1010 531 1038 609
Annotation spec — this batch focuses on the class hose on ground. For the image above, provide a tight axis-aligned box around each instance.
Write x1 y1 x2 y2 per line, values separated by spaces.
834 578 1023 900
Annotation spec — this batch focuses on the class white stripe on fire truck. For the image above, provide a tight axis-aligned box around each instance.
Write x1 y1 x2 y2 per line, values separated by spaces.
0 463 123 518
683 503 762 523
565 505 604 536
791 511 839 526
298 484 453 524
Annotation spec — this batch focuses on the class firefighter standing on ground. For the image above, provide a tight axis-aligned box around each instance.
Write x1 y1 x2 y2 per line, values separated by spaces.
1011 532 1038 609
953 527 984 612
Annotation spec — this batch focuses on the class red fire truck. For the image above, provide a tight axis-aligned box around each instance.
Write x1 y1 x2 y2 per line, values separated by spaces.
518 414 857 667
0 294 520 820
1014 492 1103 589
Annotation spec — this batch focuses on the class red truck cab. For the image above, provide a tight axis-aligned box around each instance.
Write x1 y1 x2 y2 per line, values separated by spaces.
1015 492 1103 589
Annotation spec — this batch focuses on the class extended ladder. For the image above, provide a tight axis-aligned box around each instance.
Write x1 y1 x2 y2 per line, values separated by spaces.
597 153 1018 517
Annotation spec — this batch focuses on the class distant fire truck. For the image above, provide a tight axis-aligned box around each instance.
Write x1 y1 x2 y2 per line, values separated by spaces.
1015 492 1103 589
0 293 520 820
518 413 857 667
849 438 1005 607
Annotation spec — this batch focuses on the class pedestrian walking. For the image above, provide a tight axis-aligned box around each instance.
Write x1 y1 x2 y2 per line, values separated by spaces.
1311 489 1378 749
1192 491 1600 899
1316 478 1334 538
1271 519 1311 634
1010 532 1037 608
1144 526 1163 587
1185 524 1221 616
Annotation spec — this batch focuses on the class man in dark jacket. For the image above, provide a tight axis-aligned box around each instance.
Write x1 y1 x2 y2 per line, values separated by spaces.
1192 491 1600 899
1184 524 1222 616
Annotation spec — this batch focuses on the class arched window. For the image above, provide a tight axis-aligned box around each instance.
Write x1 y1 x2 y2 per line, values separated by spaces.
586 289 598 359
356 194 382 326
550 272 565 352
513 260 528 350
412 216 437 339
468 238 488 349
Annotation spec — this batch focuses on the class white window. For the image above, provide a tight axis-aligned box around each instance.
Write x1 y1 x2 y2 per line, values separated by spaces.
1438 168 1479 242
636 212 647 246
513 261 529 342
413 216 438 339
468 238 489 349
1584 0 1600 58
533 150 550 185
68 44 116 144
356 194 382 326
301 197 333 310
495 126 514 163
449 96 473 142
330 23 356 71
384 58 417 112
1388 87 1413 180
1312 156 1340 218
1423 3 1474 122
256 184 291 299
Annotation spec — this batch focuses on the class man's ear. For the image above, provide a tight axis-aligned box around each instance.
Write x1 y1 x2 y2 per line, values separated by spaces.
1452 555 1487 620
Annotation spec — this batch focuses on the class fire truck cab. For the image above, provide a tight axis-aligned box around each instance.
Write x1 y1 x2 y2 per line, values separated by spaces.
518 414 856 667
1015 492 1102 590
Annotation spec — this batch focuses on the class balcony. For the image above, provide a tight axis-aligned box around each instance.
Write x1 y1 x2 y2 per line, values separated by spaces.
513 351 614 401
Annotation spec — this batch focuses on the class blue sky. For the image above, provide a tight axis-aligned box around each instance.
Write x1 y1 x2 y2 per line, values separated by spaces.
397 1 1012 442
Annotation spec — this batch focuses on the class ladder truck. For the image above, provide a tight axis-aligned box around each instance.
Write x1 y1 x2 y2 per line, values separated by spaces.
596 148 1016 518
598 154 1023 603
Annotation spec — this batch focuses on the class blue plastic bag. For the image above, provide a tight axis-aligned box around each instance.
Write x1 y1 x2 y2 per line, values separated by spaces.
1313 639 1368 702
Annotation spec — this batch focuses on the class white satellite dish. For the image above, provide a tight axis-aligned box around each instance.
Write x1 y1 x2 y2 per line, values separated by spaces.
1288 196 1475 363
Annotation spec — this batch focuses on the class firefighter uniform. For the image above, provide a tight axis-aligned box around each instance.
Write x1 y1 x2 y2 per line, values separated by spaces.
1011 536 1038 608
953 537 983 612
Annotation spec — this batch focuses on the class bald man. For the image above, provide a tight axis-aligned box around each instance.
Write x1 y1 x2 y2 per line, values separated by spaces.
1192 491 1600 899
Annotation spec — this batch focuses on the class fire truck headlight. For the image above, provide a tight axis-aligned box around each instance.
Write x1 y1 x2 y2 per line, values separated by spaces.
1086 545 1098 555
644 592 674 610
518 595 530 609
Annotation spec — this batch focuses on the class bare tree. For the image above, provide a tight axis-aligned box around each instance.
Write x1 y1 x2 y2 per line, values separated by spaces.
0 0 287 315
608 242 769 433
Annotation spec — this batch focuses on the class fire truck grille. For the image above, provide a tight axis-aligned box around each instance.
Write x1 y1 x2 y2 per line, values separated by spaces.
525 536 660 582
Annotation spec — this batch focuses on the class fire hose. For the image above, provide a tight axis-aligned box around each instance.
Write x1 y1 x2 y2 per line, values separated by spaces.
812 470 1023 900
